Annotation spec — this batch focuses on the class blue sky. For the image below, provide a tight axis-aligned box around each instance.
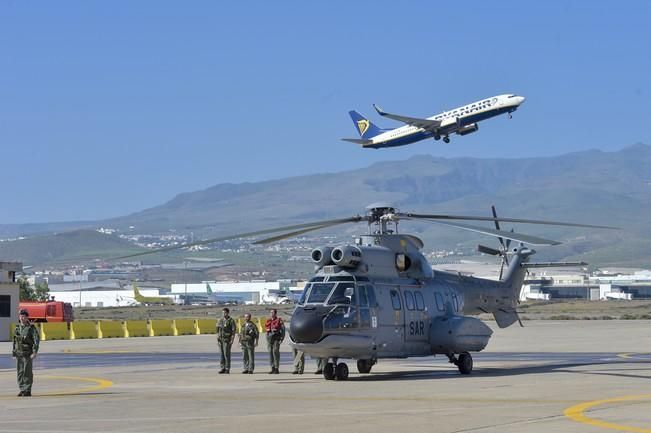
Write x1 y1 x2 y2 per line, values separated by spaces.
1 1 649 224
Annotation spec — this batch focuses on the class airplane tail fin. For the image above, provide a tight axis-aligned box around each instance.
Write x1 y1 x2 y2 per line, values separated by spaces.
348 110 383 139
132 283 143 301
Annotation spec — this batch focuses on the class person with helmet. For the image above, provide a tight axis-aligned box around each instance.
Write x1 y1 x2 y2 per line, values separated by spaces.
12 309 39 397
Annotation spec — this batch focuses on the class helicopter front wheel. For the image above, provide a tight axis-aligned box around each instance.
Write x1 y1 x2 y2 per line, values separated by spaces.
456 352 473 375
335 362 349 380
323 362 336 380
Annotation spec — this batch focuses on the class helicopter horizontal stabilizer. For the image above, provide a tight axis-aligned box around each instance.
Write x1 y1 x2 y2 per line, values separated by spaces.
493 309 522 328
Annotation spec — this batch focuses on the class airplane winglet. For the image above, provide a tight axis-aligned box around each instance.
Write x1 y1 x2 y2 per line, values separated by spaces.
373 104 386 116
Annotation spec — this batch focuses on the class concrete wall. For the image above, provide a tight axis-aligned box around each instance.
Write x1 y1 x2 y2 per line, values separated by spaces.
0 283 19 342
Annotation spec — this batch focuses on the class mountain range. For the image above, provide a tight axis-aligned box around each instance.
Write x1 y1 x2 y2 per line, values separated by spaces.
1 144 650 267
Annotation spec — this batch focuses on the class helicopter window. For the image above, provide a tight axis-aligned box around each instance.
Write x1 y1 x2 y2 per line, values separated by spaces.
451 293 459 311
327 282 356 305
404 291 415 310
327 276 355 282
434 293 445 312
355 276 369 282
366 286 377 307
307 283 335 304
298 284 310 305
415 291 425 311
390 290 402 310
323 305 359 330
358 286 369 307
359 308 371 328
309 277 325 282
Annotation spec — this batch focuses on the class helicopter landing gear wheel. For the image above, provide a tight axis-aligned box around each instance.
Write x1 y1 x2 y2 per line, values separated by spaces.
443 136 450 143
335 362 349 380
323 362 335 380
456 352 473 375
357 359 375 374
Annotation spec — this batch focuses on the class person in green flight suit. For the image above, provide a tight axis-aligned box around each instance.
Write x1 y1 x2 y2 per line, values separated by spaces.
238 313 259 374
12 309 40 397
216 307 237 374
264 309 285 374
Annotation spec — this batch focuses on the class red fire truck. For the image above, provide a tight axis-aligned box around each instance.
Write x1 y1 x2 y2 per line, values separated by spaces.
19 301 74 323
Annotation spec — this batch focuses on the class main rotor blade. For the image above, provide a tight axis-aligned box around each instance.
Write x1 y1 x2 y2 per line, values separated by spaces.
399 213 618 230
111 216 364 260
252 222 346 245
420 220 562 246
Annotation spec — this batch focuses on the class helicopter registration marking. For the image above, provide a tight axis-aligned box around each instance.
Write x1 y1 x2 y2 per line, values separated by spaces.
371 316 377 328
409 320 425 336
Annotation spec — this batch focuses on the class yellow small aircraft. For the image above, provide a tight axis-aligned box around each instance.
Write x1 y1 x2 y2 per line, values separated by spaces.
132 283 174 305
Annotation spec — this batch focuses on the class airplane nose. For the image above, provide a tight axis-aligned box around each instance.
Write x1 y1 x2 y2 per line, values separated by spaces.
290 307 325 343
517 96 526 105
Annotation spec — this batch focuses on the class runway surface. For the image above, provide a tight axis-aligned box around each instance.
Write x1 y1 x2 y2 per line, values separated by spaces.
2 320 651 433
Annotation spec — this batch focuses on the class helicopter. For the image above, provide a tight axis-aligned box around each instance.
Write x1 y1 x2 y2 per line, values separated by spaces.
115 203 615 380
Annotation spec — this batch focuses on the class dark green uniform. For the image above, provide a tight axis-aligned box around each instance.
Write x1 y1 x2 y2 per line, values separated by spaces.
216 316 236 372
13 322 40 395
292 349 304 374
239 319 259 373
265 317 285 373
315 357 327 374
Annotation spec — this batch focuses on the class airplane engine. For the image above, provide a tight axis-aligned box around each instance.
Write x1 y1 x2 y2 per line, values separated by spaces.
311 246 334 267
429 315 493 354
331 245 363 268
456 123 479 136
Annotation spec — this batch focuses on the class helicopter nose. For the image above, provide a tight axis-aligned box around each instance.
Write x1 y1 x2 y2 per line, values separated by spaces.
290 307 324 343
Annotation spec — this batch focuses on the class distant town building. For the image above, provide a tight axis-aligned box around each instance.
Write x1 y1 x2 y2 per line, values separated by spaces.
0 262 21 341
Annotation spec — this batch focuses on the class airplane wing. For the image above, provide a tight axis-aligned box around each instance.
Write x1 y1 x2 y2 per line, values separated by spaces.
341 138 374 146
373 104 441 132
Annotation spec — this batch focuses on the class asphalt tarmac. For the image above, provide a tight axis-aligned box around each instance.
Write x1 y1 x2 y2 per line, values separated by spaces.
2 320 651 433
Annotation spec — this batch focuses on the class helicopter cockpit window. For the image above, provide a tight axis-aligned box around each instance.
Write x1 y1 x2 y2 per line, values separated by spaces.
415 291 425 311
434 292 445 312
358 286 369 307
298 284 310 305
326 282 356 305
323 305 359 330
404 291 415 310
307 283 335 304
390 290 402 310
310 277 325 283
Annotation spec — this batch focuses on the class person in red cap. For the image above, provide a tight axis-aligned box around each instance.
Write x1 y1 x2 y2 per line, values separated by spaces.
12 309 39 397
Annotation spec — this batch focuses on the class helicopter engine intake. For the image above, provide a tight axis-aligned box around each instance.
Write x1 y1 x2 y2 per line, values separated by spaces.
311 246 334 267
331 245 363 268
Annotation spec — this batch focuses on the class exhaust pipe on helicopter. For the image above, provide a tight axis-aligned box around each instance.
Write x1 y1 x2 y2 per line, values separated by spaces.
331 245 363 268
311 246 334 267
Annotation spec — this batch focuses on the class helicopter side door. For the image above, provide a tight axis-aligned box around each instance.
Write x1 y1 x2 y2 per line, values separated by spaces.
401 287 430 355
374 284 406 357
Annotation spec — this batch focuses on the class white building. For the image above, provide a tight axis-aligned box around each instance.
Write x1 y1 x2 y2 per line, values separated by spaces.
0 262 21 342
50 288 168 307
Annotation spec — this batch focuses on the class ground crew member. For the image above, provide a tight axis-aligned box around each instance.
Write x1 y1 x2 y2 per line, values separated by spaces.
238 313 259 374
216 307 236 374
314 357 327 374
264 309 285 374
292 349 304 374
12 309 39 397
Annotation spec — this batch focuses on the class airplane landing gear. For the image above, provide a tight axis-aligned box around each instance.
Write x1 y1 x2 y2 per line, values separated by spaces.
508 112 513 119
447 352 473 375
324 359 350 380
443 136 450 143
434 135 441 141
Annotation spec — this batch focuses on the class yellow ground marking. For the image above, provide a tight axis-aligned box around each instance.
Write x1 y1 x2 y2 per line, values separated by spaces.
0 375 113 399
564 393 651 433
617 353 651 360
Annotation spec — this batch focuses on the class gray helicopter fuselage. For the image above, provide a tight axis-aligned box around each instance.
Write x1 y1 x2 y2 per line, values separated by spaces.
289 234 530 362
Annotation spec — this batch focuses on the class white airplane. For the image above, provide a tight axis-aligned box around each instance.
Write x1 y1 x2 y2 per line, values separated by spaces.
342 94 525 149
